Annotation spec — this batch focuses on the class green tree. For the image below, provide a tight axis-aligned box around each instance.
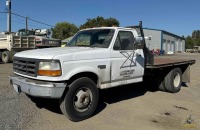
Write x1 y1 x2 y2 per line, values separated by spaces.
185 30 200 49
185 36 194 49
52 22 78 40
80 16 120 29
192 30 200 46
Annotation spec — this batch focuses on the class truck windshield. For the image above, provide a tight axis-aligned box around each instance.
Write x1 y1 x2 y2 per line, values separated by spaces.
67 29 115 48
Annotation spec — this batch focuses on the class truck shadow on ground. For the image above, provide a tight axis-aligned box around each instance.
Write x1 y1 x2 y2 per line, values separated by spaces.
27 82 156 116
182 82 188 87
26 95 62 114
99 82 149 104
94 82 149 116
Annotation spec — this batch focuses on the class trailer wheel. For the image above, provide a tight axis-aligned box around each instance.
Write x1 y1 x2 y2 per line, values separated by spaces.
2 51 11 63
60 77 99 122
164 68 182 93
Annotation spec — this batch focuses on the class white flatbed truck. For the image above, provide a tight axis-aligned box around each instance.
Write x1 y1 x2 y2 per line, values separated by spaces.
10 22 195 121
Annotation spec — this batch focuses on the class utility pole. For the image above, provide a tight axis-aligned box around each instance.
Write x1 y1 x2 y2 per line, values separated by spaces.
6 0 11 33
26 17 28 35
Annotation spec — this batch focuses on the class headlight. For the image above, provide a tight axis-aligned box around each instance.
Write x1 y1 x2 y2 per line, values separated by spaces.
38 61 61 77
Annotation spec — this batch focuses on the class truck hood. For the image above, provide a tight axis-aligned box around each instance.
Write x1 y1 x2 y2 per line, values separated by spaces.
14 47 109 60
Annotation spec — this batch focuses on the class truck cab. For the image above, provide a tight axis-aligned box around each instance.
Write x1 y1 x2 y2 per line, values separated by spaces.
66 27 145 88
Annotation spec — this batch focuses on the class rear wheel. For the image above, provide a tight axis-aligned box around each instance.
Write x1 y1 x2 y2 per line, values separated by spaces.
60 77 99 122
2 51 11 63
158 80 166 91
164 68 182 93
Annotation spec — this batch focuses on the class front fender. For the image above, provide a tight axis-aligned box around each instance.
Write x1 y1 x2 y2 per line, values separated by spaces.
62 63 100 81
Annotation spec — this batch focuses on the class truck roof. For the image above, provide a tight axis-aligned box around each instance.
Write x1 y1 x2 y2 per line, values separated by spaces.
81 27 135 31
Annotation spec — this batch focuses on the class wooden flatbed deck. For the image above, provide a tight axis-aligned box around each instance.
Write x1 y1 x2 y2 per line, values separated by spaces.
146 57 195 68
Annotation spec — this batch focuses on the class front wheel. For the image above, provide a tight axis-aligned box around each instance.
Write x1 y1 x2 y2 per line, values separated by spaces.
60 77 99 122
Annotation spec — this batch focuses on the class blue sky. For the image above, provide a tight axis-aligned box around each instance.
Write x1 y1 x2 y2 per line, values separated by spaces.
0 0 199 36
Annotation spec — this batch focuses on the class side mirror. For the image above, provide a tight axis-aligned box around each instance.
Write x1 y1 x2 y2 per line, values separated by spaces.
134 36 144 49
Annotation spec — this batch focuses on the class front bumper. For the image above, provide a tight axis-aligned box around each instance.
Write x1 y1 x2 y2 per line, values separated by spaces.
9 74 66 98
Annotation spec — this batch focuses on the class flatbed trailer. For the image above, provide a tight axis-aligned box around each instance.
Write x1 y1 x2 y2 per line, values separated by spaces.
144 56 195 92
146 57 195 68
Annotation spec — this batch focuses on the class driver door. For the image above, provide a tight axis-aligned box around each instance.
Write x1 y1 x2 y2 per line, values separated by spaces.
110 30 144 86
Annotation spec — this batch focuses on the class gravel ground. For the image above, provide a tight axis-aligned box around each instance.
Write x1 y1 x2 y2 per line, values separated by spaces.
0 53 200 130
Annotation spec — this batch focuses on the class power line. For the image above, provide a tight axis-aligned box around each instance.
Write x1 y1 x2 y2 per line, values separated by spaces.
12 9 49 22
0 11 7 13
11 19 43 29
12 13 25 22
29 18 54 27
12 12 54 27
1 11 54 27
11 12 26 18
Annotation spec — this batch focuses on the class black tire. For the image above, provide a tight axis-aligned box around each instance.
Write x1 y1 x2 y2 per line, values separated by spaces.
60 77 99 122
2 51 11 63
158 80 166 92
155 74 166 92
164 68 182 93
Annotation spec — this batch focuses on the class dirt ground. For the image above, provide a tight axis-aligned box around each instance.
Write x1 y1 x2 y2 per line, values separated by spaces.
0 53 199 130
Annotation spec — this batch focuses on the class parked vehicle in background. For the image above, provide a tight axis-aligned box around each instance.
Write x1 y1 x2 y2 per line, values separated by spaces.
186 46 200 53
0 29 61 63
192 46 200 53
10 21 195 122
185 49 193 53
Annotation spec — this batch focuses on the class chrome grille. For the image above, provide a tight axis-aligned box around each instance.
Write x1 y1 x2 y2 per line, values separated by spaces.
13 57 38 77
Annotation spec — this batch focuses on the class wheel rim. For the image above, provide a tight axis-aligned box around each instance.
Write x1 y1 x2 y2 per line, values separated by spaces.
73 87 92 112
173 72 181 88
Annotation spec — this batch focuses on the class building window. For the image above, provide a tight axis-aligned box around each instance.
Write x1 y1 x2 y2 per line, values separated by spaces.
167 40 170 43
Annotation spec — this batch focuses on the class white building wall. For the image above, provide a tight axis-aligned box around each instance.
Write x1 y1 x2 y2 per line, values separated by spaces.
163 34 176 53
143 29 185 53
143 29 161 51
175 38 185 52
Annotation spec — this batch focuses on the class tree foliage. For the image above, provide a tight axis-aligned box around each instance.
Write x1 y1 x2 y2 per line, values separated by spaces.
185 30 200 49
80 16 120 29
52 22 78 40
185 36 194 49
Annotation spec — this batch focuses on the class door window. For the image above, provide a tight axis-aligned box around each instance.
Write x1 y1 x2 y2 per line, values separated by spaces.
113 31 134 50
